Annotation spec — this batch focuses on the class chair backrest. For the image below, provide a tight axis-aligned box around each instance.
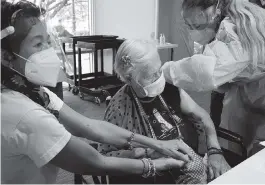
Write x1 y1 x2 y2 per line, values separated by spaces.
217 127 248 167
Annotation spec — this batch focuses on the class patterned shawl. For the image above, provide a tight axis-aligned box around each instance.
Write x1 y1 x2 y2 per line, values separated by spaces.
98 85 207 184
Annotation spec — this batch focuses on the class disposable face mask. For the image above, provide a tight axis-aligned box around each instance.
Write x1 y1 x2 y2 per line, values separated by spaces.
193 41 204 54
188 0 220 46
14 47 62 87
189 28 216 46
142 71 166 97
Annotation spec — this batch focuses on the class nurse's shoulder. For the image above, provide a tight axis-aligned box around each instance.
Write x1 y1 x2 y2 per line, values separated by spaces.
1 88 50 133
205 17 249 66
215 17 239 43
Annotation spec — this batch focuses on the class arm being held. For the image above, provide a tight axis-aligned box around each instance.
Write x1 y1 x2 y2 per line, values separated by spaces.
179 89 231 177
179 89 221 149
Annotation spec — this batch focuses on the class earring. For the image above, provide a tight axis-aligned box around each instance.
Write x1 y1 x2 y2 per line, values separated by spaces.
212 9 221 20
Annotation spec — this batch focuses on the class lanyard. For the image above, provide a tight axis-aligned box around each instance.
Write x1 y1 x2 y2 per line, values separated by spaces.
130 87 184 140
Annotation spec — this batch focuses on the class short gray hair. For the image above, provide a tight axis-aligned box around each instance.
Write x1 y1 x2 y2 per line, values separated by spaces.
114 39 160 82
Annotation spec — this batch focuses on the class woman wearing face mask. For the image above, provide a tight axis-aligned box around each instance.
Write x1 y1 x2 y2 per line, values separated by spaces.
98 39 230 184
162 0 265 156
1 1 194 183
210 0 265 132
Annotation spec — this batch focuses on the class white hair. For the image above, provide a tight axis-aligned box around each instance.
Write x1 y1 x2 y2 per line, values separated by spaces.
114 39 161 82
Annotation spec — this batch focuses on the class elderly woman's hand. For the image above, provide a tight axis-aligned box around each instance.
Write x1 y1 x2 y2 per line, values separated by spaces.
208 154 231 179
156 139 194 162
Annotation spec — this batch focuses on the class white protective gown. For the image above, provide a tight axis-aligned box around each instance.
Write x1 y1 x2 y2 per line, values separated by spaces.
162 17 265 154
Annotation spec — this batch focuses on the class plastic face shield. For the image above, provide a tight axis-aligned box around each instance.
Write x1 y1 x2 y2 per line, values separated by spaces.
9 1 71 82
178 8 210 56
179 3 221 55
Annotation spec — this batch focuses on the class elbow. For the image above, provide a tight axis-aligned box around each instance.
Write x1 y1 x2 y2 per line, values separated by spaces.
201 113 217 133
83 119 104 143
81 154 108 176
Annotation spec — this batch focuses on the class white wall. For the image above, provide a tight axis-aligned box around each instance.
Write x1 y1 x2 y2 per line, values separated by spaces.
95 0 156 39
157 0 174 62
170 0 193 60
157 0 193 62
94 0 157 74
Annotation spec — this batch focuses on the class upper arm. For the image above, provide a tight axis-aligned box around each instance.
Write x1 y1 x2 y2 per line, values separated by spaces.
179 89 209 119
15 109 71 167
16 108 108 175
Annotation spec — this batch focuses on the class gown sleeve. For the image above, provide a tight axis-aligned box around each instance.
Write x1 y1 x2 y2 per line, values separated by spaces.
162 38 249 92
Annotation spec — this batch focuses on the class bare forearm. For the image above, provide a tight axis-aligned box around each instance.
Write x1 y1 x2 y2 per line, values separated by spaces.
87 119 161 150
201 113 221 149
80 156 145 176
51 136 145 176
101 157 145 175
60 105 162 151
185 111 220 149
103 150 137 159
179 89 221 150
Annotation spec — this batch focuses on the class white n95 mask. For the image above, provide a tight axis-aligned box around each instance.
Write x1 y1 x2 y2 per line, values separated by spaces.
143 71 166 97
189 28 216 46
14 47 62 87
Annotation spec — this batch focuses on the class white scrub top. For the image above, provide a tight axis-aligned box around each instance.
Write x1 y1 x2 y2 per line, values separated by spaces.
162 17 265 154
1 87 71 184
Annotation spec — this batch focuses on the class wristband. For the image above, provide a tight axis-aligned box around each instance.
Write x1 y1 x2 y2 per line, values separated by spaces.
207 147 223 156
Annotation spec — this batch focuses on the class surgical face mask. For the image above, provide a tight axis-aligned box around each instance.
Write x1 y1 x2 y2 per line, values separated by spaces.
193 41 204 54
185 1 221 46
133 71 166 98
14 47 62 87
189 28 216 46
144 72 166 97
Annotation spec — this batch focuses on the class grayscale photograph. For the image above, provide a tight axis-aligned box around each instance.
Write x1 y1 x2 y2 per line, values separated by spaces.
1 0 265 184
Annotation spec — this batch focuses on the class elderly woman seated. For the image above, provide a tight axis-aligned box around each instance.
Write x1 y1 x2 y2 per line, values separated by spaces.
98 40 230 184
